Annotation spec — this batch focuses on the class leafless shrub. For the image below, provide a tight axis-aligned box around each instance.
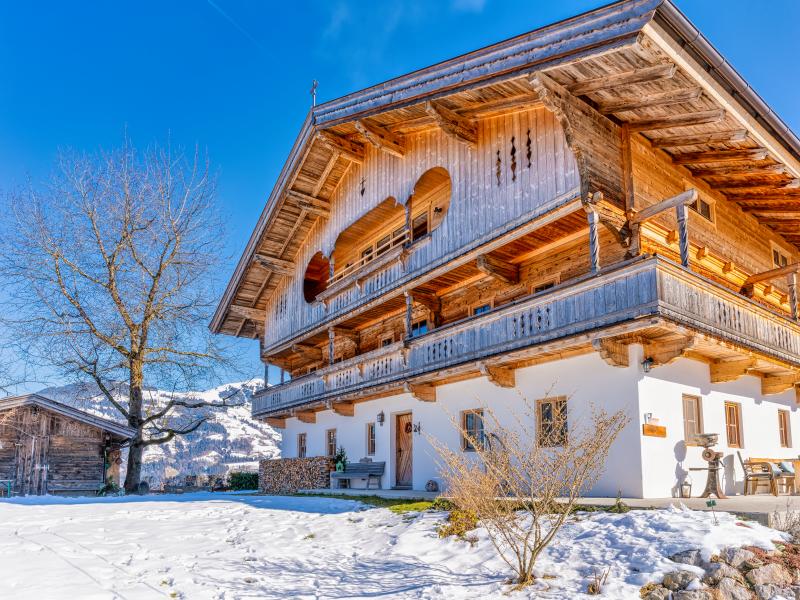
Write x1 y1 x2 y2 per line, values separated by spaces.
771 498 800 542
587 567 611 595
433 395 628 589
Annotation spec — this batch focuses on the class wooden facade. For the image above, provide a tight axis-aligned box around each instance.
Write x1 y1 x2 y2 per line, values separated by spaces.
211 0 800 425
0 395 134 496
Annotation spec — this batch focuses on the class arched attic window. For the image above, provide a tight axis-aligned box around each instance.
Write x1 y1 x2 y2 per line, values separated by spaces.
330 196 406 284
407 167 451 242
303 251 330 303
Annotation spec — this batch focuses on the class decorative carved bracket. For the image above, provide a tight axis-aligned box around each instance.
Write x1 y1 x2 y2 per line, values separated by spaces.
355 120 405 158
317 130 365 164
476 253 519 284
404 383 436 402
295 411 316 424
593 338 630 367
254 253 295 276
709 358 757 383
264 417 286 428
761 373 800 396
332 402 355 417
479 362 516 388
424 101 477 148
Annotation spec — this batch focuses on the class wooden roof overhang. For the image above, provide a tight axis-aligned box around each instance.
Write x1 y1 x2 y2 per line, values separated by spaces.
212 0 800 340
0 394 136 441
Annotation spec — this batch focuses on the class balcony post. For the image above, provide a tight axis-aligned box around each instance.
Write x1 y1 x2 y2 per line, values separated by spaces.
676 203 690 268
790 272 799 321
404 291 413 338
328 327 335 365
586 207 600 273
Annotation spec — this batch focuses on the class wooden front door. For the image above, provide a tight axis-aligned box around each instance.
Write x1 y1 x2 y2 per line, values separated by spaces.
395 413 413 488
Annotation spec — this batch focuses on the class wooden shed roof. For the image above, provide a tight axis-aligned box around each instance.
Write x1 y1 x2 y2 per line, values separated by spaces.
211 0 800 339
0 394 135 440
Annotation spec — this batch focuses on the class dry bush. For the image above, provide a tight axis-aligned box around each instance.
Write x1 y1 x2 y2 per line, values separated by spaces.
433 395 628 589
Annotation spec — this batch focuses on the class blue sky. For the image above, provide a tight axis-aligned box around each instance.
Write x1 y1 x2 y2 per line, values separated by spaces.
1 0 799 390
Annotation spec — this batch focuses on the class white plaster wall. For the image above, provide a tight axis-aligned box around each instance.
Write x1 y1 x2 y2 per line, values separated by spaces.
637 351 800 498
279 352 644 497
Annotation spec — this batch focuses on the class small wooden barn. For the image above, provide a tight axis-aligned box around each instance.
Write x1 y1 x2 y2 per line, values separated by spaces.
0 394 134 496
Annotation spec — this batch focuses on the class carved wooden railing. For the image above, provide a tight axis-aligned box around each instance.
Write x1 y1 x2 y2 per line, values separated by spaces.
253 256 800 417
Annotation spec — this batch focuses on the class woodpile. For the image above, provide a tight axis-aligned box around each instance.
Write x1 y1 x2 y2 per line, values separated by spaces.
259 457 333 494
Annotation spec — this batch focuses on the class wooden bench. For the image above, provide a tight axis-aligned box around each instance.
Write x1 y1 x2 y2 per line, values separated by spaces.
737 452 798 495
47 480 105 495
330 461 385 490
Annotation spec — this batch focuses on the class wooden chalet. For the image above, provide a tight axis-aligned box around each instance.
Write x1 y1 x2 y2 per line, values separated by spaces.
212 0 800 497
0 394 134 496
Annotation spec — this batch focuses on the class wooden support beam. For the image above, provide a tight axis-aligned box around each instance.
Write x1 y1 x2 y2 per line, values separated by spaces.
354 120 405 158
476 253 520 284
328 328 335 366
735 195 800 204
648 129 749 148
253 253 295 275
688 163 786 178
228 304 264 322
715 181 800 194
285 189 331 218
425 100 477 148
567 64 677 96
316 130 365 164
332 402 355 417
404 383 436 402
331 326 360 343
709 358 757 383
264 417 286 429
291 343 323 361
592 338 629 367
629 189 697 224
671 149 769 165
597 87 701 114
643 336 695 366
790 272 799 321
295 411 316 424
742 262 800 287
585 205 600 272
627 110 724 134
479 362 515 388
761 373 800 396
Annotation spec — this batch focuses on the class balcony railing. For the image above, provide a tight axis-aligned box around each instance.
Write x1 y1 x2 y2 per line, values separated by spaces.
253 255 800 417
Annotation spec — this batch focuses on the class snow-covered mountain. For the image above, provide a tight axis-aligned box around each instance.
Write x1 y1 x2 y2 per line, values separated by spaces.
39 380 280 487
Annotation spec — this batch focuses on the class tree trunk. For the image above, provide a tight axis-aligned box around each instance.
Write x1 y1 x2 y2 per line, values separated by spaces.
123 359 145 494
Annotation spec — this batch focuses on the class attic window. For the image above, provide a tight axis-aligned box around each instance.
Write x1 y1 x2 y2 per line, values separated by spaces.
690 197 713 221
773 247 789 269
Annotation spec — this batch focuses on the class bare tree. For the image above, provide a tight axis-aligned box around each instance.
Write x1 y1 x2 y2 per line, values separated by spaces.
433 394 628 589
0 139 240 493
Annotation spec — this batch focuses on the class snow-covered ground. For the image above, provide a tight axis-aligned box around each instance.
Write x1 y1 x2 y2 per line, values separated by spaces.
0 493 783 599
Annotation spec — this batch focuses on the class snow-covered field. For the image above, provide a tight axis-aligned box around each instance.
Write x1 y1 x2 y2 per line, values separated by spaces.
0 493 782 599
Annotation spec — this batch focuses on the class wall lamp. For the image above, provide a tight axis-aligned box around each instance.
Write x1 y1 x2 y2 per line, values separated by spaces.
641 357 654 373
377 411 385 426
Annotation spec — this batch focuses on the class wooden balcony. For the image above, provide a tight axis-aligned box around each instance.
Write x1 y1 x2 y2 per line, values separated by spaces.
253 255 800 418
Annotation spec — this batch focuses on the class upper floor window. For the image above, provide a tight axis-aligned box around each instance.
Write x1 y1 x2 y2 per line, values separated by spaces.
297 433 307 458
411 319 428 337
690 196 713 222
773 246 790 269
531 278 558 295
471 302 491 316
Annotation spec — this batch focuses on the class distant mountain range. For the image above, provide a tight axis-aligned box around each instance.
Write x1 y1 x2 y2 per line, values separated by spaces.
40 380 280 487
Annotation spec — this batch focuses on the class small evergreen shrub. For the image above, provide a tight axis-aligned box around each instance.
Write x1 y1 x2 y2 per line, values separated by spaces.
437 508 478 540
228 471 259 490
